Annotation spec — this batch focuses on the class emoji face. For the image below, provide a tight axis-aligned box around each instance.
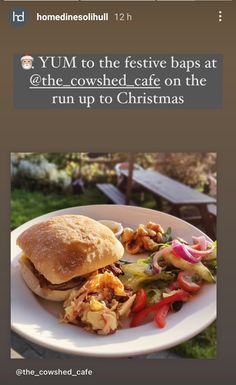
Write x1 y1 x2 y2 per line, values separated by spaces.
21 56 33 70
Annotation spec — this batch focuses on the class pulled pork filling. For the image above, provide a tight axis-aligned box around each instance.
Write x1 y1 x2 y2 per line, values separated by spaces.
22 256 124 292
22 256 86 291
99 261 124 276
63 271 135 335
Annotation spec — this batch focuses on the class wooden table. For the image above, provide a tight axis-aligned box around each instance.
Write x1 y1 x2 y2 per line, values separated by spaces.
121 169 216 239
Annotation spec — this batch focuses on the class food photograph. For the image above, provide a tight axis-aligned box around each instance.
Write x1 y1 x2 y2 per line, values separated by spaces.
11 152 217 359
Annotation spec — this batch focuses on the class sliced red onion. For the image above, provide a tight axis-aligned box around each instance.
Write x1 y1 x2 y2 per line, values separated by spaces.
185 244 214 257
152 245 172 273
152 237 215 270
192 236 212 250
171 240 202 264
192 236 207 250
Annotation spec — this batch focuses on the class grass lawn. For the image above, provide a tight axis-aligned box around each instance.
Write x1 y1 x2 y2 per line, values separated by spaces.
11 187 109 230
172 322 216 358
11 187 216 358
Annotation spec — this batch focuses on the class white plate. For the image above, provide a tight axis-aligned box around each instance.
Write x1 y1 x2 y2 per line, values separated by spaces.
11 205 216 357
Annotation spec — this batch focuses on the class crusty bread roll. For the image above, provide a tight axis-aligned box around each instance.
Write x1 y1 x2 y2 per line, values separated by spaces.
20 258 71 301
17 215 124 285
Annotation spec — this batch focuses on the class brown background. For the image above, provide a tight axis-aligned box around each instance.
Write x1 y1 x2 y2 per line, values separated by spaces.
0 1 236 384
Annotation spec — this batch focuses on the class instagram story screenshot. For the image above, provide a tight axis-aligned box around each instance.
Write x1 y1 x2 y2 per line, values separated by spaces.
0 0 235 384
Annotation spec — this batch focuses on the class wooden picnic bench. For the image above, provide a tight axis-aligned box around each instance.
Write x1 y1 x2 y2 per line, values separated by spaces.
120 169 216 239
208 204 217 217
96 183 136 206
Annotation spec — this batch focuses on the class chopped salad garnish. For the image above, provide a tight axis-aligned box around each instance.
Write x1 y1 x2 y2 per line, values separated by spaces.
130 290 189 328
120 230 217 329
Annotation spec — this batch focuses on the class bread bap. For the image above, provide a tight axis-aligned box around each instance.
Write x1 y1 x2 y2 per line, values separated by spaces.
19 257 72 301
17 215 124 300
